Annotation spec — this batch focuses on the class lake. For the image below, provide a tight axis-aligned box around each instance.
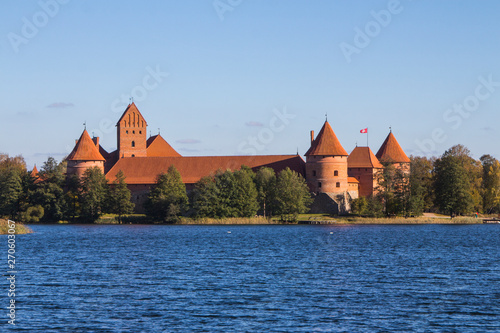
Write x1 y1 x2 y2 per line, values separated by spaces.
8 224 500 332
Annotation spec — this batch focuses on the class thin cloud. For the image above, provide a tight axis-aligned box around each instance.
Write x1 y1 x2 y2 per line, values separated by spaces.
245 121 264 127
176 139 201 144
46 102 75 109
481 126 495 132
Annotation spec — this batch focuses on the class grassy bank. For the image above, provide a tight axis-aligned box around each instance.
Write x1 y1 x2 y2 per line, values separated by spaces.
0 218 33 235
81 214 485 225
333 216 481 224
178 217 285 225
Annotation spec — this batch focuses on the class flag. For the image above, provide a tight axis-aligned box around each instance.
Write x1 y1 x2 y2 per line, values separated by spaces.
360 128 368 134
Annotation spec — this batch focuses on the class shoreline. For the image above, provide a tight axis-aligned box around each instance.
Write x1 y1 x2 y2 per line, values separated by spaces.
20 216 486 226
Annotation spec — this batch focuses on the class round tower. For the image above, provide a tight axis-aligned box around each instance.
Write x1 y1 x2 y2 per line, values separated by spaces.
66 129 105 178
305 121 349 194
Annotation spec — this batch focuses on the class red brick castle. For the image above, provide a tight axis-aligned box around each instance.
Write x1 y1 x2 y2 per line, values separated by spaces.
66 103 409 214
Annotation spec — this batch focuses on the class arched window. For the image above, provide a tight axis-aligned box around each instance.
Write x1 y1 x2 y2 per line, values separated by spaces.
336 182 340 188
312 170 316 177
132 154 135 157
318 182 322 188
334 170 339 177
132 141 135 147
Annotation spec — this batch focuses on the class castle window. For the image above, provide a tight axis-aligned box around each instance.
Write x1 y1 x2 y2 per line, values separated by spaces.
133 130 135 134
126 130 129 134
318 182 322 188
139 131 142 134
132 154 135 157
132 141 135 147
336 182 340 188
334 170 339 177
312 170 316 177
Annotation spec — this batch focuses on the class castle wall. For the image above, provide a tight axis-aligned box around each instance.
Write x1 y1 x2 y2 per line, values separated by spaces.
67 160 104 178
306 155 348 194
348 167 382 198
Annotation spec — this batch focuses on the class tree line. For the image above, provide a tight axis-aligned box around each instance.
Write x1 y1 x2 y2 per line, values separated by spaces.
0 154 311 223
351 144 500 218
144 165 312 222
2 144 499 222
0 155 135 223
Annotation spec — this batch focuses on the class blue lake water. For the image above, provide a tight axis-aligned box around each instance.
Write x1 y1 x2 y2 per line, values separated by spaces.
6 224 500 332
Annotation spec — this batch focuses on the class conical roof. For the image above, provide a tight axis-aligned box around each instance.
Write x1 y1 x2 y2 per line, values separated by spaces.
305 121 348 156
31 164 39 177
67 130 105 161
348 147 383 168
146 134 181 157
376 132 410 163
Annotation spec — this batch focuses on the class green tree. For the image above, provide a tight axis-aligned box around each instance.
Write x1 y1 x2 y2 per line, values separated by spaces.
233 167 258 217
0 168 23 218
409 156 435 215
192 175 220 218
480 154 500 214
21 205 44 223
64 173 81 221
272 167 312 221
31 157 66 221
433 145 474 217
145 165 188 222
351 196 368 216
80 167 109 222
255 167 276 217
108 170 135 223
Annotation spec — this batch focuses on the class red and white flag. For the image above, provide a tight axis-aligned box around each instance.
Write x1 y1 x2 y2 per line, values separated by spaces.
360 128 368 134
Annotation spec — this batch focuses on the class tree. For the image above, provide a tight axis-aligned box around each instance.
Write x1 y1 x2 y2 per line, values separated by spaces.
480 154 500 214
145 165 188 222
255 167 276 217
233 167 258 217
192 175 220 218
0 168 23 218
351 196 368 216
433 145 473 217
0 154 27 219
31 157 66 221
409 156 435 215
108 170 135 223
64 173 81 221
272 167 312 221
80 167 109 222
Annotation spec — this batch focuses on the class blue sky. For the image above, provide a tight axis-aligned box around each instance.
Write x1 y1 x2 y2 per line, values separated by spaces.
1 0 500 169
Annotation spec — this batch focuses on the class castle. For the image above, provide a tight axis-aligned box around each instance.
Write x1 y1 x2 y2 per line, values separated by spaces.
66 103 410 214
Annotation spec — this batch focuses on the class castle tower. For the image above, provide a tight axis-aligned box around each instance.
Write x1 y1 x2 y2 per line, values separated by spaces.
117 102 148 158
348 146 383 197
66 130 105 177
305 121 349 194
376 130 410 173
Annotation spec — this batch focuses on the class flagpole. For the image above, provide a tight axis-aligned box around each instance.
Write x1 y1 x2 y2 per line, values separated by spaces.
367 128 369 147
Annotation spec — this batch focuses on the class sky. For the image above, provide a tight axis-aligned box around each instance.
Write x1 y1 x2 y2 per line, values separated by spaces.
1 0 500 170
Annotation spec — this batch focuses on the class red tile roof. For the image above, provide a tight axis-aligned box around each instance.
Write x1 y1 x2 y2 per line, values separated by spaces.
116 102 148 126
348 147 383 169
67 130 105 161
105 155 305 184
146 135 181 157
305 121 348 156
348 177 359 184
376 132 410 163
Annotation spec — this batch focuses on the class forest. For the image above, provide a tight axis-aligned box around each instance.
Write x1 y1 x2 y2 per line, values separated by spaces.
1 144 499 223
